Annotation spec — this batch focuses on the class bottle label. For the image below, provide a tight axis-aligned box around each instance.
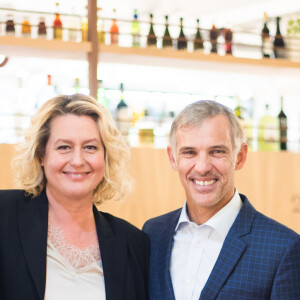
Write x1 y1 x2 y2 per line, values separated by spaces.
111 33 119 44
262 37 272 56
263 125 277 143
54 28 63 40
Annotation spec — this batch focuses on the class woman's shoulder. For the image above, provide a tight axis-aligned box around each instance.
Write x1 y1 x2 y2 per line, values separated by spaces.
0 189 27 205
95 209 148 241
0 190 28 219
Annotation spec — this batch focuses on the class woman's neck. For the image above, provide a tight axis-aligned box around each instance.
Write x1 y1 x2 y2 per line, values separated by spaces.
46 188 96 233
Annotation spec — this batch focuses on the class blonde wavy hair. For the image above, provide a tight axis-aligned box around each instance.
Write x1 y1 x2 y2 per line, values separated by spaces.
12 94 131 205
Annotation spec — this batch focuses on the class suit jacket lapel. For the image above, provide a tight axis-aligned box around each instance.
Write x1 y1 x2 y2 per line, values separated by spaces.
93 207 127 300
18 190 48 300
160 209 181 300
200 195 255 300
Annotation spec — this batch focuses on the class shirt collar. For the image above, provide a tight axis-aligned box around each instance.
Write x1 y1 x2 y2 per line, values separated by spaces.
175 190 242 240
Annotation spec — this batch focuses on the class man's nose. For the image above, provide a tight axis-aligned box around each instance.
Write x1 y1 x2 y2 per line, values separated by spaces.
193 154 212 175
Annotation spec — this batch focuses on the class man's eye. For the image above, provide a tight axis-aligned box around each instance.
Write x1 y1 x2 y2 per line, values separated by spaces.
212 150 225 155
182 151 195 155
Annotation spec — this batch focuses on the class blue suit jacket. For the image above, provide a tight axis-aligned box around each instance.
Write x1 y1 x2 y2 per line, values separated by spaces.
143 194 300 299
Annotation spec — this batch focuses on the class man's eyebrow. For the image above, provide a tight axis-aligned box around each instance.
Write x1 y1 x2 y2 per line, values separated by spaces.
178 146 196 152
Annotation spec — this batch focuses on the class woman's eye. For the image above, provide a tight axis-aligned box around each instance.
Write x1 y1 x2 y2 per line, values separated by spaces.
85 145 98 151
57 145 70 150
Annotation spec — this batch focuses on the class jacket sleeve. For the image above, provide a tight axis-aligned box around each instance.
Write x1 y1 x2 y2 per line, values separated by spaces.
270 237 300 299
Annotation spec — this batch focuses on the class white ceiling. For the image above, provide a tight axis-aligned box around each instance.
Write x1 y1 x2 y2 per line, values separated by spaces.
1 0 300 31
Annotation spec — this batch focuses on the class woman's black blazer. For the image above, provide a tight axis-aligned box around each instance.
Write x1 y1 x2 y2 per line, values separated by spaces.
0 189 149 300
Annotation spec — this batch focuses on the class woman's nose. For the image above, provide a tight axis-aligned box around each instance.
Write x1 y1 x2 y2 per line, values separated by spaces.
70 148 85 166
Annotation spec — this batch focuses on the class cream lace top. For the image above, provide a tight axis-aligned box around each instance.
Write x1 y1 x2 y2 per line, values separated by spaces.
44 224 106 300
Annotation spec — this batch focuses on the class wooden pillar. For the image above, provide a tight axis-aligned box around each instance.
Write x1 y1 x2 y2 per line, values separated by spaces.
88 0 98 99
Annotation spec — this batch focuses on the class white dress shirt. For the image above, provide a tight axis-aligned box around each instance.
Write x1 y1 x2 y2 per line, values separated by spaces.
170 190 242 300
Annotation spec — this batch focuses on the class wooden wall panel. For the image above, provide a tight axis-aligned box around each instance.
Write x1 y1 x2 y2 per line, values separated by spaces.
0 144 299 233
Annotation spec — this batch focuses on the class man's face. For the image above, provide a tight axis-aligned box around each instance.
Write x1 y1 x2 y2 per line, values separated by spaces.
167 115 247 224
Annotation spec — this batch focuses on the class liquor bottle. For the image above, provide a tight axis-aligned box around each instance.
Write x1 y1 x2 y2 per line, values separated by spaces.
278 96 287 150
177 17 187 50
131 9 140 47
162 15 172 48
261 12 272 58
147 13 157 47
38 17 47 38
110 9 119 45
258 104 279 151
73 78 80 93
116 83 131 137
234 98 253 150
5 14 15 36
97 80 109 108
21 16 31 37
53 2 63 40
193 19 203 51
224 28 233 55
97 8 105 44
273 17 286 59
81 6 88 42
210 24 219 53
37 75 57 108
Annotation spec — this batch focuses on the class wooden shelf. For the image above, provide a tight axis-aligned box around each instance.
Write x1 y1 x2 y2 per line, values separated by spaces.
0 36 92 60
1 36 300 73
98 44 300 76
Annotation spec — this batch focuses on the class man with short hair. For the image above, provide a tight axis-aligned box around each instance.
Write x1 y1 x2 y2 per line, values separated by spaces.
143 100 300 300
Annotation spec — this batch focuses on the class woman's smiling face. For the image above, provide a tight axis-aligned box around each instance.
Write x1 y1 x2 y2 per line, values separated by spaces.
41 114 105 202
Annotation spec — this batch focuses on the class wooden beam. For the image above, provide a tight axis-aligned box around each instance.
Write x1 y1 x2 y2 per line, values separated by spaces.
88 0 98 99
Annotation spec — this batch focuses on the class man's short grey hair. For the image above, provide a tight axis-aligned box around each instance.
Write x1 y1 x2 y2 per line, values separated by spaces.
169 100 247 155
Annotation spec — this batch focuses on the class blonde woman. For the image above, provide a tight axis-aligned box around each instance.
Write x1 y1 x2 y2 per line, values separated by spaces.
0 94 149 300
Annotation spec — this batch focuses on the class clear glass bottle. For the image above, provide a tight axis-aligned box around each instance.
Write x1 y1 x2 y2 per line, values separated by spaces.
110 9 119 45
53 2 63 40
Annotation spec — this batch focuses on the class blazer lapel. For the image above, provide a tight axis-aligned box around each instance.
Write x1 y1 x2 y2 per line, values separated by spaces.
200 195 255 300
18 190 48 300
160 209 181 300
94 207 127 300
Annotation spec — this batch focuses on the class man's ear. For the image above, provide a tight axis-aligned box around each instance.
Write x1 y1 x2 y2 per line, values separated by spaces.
167 146 178 171
235 143 248 170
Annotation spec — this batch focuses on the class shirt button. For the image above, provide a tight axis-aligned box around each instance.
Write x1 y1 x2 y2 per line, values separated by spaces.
186 278 193 284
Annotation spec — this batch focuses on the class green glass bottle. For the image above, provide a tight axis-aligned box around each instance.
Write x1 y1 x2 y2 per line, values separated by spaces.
147 13 157 47
162 15 172 48
194 19 204 51
258 104 279 151
131 9 140 47
177 18 187 50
